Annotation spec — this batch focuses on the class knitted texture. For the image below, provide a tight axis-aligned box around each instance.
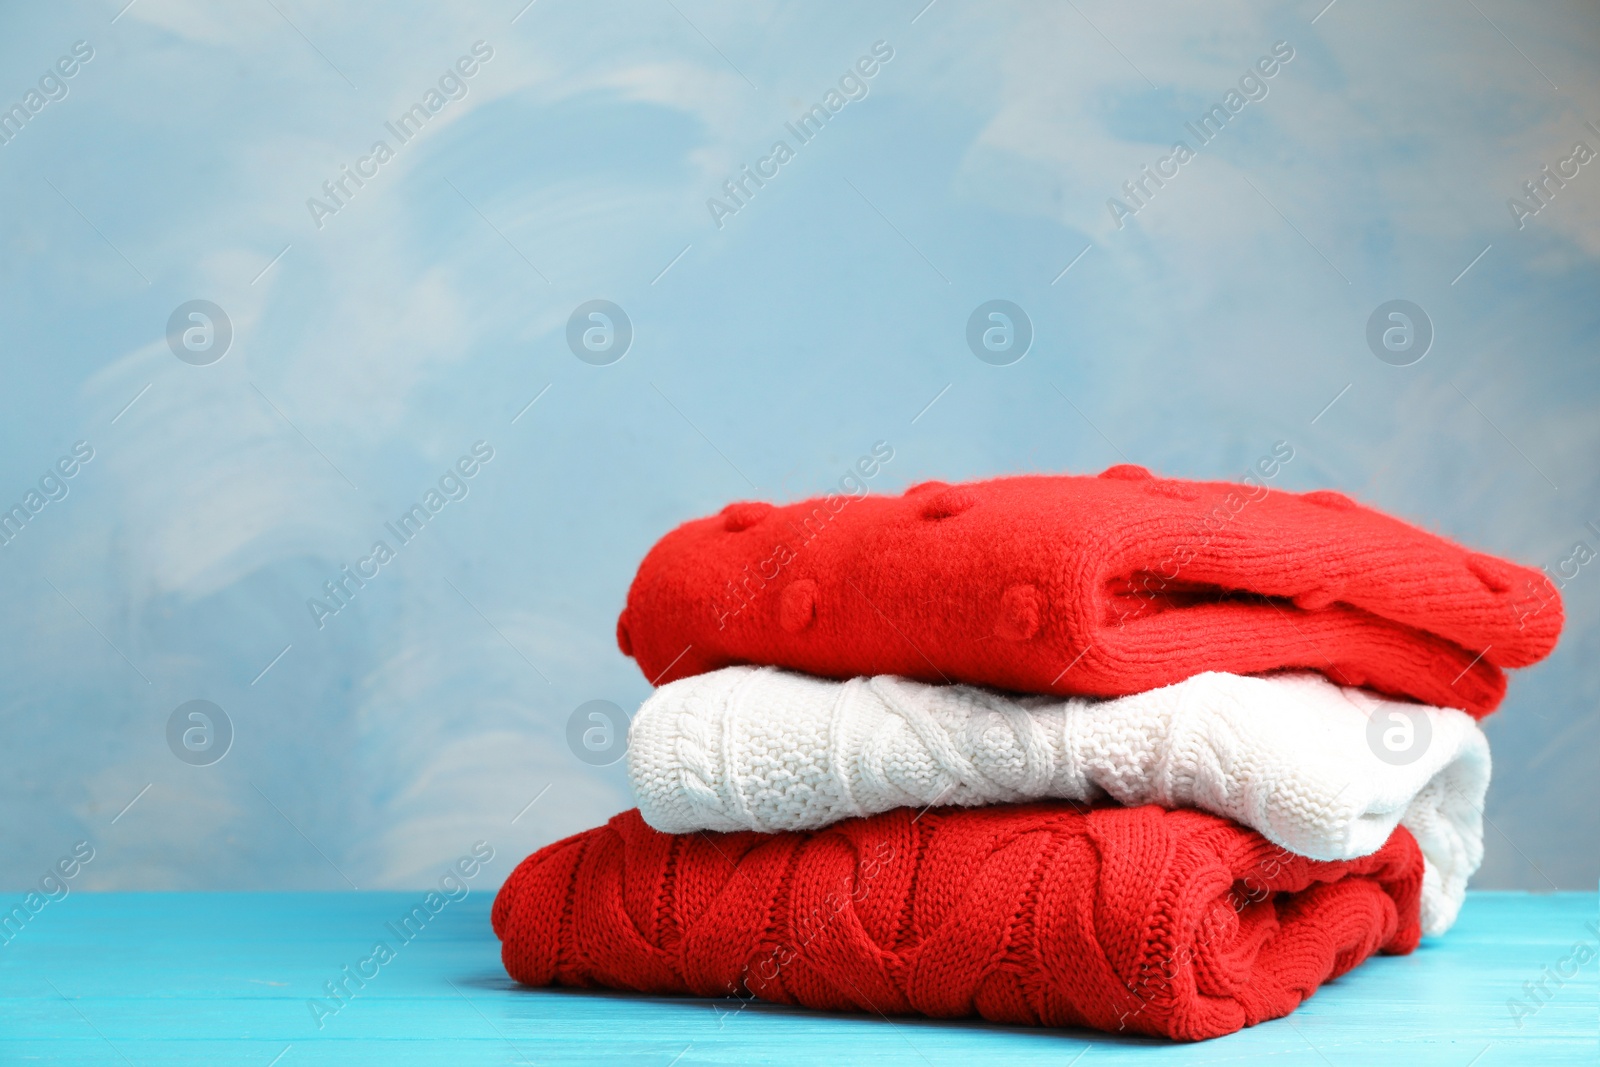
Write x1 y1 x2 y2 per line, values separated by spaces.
627 667 1487 935
616 470 1563 717
493 804 1424 1041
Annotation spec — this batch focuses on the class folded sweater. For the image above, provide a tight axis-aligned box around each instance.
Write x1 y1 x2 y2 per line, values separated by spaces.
627 667 1486 935
493 804 1423 1041
616 469 1562 716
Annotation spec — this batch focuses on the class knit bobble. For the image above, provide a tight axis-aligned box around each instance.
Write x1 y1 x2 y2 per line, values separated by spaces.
722 501 774 531
616 611 633 657
1465 553 1515 593
1099 464 1153 480
921 487 977 520
1302 489 1359 511
779 580 818 633
995 584 1042 640
1293 585 1341 611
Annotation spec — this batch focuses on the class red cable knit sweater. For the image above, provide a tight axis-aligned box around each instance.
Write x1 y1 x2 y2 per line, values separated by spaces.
616 468 1561 716
493 804 1423 1041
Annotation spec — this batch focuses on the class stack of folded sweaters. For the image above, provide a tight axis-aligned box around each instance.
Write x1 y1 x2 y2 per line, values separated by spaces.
493 467 1563 1040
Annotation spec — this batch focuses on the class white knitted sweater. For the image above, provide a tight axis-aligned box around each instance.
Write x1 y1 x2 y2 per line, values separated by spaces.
627 667 1488 935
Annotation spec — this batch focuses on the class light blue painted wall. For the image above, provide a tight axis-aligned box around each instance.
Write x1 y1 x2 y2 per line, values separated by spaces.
0 0 1594 892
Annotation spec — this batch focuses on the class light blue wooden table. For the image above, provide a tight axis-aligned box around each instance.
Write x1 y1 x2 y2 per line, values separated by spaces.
3 891 1594 1065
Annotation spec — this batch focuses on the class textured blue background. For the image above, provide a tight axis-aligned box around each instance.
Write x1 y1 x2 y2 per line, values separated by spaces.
0 0 1595 894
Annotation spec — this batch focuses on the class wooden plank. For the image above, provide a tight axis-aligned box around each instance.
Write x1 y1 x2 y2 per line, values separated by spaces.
1 891 1594 1065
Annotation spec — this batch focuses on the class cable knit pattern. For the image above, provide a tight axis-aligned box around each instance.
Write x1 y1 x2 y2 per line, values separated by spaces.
616 470 1563 716
492 804 1423 1041
627 668 1486 935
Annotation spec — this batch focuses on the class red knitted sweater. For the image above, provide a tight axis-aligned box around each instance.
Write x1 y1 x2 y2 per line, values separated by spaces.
493 804 1423 1041
616 468 1561 716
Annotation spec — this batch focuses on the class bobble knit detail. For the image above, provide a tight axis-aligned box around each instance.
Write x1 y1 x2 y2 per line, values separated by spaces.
920 487 977 519
617 473 1562 716
779 580 818 633
1301 489 1359 510
995 584 1042 641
